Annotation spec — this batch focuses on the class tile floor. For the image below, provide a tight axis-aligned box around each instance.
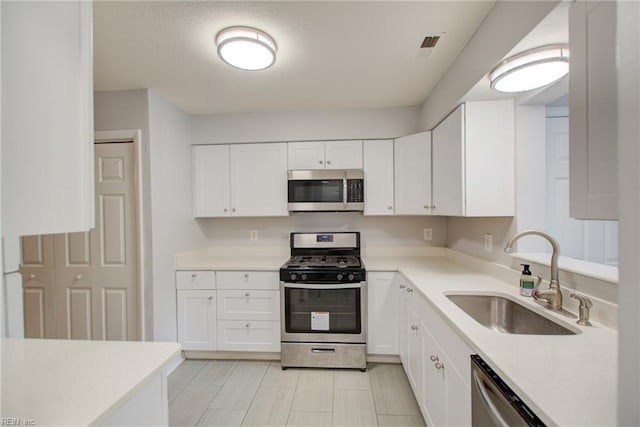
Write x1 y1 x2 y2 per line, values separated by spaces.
168 360 426 427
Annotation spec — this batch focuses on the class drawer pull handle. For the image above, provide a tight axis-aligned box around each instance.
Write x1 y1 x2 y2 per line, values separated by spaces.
311 348 335 353
245 322 251 328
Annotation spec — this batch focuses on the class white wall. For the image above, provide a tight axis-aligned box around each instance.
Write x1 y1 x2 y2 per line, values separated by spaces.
148 90 209 342
191 106 419 145
94 89 154 339
617 1 640 423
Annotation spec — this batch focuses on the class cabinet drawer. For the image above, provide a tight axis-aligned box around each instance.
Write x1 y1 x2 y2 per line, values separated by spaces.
217 290 280 321
217 320 280 352
216 271 279 290
176 271 215 290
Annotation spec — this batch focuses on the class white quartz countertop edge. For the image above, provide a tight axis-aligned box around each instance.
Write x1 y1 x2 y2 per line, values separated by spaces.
1 339 182 426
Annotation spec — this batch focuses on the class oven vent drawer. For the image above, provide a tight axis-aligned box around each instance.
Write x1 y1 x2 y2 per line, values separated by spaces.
281 342 366 369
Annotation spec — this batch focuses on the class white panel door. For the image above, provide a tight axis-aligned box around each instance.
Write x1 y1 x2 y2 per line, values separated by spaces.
367 272 398 355
324 140 363 169
177 290 216 350
192 145 230 217
230 143 288 216
21 235 56 338
55 142 138 340
288 142 325 169
363 140 395 215
432 105 465 216
394 132 432 215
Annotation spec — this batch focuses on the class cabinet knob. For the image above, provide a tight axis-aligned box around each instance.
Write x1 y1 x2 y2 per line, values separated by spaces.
191 273 198 278
208 296 214 301
406 288 414 293
388 206 393 210
75 274 83 281
232 208 236 213
410 325 418 331
435 362 445 370
245 322 251 328
245 292 251 297
431 205 436 210
319 160 324 164
224 208 228 213
326 160 332 165
29 274 36 280
430 355 439 362
399 284 406 289
244 273 250 279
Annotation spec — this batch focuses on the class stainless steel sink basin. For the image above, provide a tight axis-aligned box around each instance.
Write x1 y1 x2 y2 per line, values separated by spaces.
446 294 577 335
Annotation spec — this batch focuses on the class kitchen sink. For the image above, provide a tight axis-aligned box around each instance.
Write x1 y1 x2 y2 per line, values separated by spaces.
446 294 577 335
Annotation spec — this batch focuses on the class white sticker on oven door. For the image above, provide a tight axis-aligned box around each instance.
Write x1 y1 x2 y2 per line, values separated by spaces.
311 311 330 331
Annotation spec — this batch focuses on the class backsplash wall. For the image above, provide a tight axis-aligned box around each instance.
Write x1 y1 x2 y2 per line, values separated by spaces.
196 214 446 250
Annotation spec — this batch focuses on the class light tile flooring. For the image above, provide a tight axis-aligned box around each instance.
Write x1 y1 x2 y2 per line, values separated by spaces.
168 360 426 427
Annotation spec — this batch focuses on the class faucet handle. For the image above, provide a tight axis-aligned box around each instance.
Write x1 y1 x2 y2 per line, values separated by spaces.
570 293 593 326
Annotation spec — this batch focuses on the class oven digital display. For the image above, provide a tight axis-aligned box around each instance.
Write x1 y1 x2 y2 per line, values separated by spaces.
316 234 333 242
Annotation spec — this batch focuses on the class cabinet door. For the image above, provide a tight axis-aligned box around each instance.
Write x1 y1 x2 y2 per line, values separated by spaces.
406 304 424 405
432 105 465 216
394 132 432 215
396 275 409 365
288 142 326 169
420 320 447 427
367 272 398 355
364 140 395 215
445 361 471 427
176 290 216 350
2 1 94 236
324 140 363 169
230 143 288 216
192 145 230 217
569 1 618 220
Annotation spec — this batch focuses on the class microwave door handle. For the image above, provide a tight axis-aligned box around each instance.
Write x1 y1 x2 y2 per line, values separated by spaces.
343 172 348 208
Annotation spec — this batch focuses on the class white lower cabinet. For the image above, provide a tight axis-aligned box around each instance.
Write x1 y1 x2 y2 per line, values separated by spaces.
396 274 409 365
367 272 399 355
176 290 216 351
398 276 472 427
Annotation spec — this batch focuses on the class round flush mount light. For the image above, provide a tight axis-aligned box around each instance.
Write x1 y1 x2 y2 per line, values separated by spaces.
490 45 569 93
216 26 277 71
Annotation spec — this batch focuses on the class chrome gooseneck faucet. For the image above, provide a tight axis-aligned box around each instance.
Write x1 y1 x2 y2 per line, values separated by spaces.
504 229 563 311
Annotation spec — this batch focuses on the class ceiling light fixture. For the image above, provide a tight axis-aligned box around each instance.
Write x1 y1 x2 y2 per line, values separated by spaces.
216 26 277 71
489 45 569 93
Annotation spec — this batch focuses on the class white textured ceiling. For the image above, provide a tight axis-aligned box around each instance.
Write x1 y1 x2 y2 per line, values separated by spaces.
93 1 495 115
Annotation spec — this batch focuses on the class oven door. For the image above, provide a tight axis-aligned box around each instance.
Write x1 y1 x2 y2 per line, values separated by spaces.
280 282 367 344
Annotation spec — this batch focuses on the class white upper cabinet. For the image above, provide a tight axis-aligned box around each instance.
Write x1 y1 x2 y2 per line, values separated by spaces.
432 101 515 217
2 1 94 236
288 140 363 170
230 143 288 216
569 1 618 220
394 131 432 215
363 140 395 215
192 145 230 217
192 143 288 217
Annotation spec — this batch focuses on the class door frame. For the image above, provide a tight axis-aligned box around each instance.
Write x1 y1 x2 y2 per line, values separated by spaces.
94 129 146 340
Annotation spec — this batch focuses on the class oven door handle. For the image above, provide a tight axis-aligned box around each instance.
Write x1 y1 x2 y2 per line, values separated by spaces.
282 283 362 290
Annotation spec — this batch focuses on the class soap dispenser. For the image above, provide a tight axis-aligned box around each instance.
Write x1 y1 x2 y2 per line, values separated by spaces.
520 264 535 296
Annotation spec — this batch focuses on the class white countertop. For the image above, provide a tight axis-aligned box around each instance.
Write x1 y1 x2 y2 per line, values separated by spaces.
174 247 617 426
1 339 181 426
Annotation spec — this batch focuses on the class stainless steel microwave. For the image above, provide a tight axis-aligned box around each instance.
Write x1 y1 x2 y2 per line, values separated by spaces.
287 170 364 212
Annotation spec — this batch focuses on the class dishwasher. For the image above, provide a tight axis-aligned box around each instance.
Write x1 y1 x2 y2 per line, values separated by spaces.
471 355 546 427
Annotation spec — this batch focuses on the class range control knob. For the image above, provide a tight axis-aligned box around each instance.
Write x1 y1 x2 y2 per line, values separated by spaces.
347 273 355 281
290 273 298 281
336 273 344 281
301 274 308 281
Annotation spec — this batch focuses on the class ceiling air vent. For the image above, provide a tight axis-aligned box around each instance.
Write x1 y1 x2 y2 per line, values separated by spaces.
420 36 440 49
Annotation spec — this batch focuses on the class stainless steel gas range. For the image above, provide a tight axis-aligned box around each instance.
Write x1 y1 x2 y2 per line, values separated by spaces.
280 232 367 371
